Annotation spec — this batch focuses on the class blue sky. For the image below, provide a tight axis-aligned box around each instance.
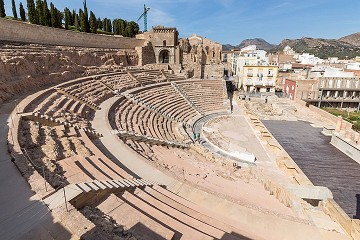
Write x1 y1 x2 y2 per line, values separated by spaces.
3 0 360 45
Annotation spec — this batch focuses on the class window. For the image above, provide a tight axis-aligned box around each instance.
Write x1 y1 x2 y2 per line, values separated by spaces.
163 40 167 46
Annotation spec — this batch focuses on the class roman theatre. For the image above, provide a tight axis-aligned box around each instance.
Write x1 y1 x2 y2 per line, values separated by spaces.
0 18 359 239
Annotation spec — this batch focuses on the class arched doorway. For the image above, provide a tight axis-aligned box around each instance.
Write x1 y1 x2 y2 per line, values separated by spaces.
159 50 170 64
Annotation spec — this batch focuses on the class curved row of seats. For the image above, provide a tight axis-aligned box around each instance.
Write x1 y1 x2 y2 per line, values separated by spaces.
12 69 243 239
128 69 166 85
128 83 200 123
113 98 185 143
175 80 226 113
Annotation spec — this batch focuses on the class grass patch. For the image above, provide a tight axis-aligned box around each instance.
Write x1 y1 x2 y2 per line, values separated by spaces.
323 108 360 132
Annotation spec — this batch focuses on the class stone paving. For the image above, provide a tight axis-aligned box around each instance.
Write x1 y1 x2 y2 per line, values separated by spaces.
263 120 360 219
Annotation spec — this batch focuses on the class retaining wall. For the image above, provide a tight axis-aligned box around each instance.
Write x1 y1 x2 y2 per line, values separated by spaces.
0 18 145 49
294 98 339 123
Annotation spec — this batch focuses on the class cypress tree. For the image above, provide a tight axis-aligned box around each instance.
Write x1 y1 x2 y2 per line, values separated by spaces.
74 13 79 31
102 18 107 32
64 7 70 29
119 19 126 36
71 9 76 25
102 18 112 33
89 11 97 33
82 1 90 32
55 7 62 28
27 0 38 24
12 0 18 19
68 9 73 26
97 17 102 30
49 2 56 27
0 0 6 17
79 9 84 31
107 19 112 33
36 0 44 25
19 2 26 21
112 19 118 35
42 0 50 26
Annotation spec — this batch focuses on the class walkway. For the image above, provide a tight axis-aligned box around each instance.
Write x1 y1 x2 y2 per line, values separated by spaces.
263 120 360 219
92 97 177 186
194 113 256 163
0 100 71 239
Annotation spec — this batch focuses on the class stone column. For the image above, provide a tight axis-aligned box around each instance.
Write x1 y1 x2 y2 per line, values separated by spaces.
340 120 347 131
345 130 352 141
354 132 360 145
335 116 342 132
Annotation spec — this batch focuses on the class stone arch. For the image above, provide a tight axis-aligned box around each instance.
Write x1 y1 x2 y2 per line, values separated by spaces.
159 49 170 64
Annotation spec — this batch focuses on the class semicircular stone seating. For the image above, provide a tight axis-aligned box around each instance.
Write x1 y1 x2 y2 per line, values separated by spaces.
12 67 242 239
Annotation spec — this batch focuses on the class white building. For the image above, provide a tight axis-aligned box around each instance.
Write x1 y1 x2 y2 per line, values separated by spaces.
346 62 360 71
298 53 324 65
323 67 354 78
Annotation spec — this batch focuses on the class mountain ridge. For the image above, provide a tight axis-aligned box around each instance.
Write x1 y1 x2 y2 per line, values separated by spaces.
223 33 360 59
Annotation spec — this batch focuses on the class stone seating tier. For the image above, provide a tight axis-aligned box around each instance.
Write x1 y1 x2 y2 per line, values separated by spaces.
62 80 113 105
93 186 245 240
114 98 181 143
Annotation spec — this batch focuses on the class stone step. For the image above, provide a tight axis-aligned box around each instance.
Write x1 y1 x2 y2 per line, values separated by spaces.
119 189 214 239
96 193 175 240
43 179 154 210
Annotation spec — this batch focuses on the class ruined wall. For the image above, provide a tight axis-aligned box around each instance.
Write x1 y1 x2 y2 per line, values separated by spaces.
203 64 225 79
0 18 145 49
136 42 156 66
0 41 138 104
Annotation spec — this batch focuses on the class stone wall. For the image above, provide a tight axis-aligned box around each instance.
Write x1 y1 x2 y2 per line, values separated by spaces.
136 42 156 66
294 99 339 123
0 18 144 49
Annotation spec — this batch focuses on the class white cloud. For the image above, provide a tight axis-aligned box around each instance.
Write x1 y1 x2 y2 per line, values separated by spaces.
147 8 175 28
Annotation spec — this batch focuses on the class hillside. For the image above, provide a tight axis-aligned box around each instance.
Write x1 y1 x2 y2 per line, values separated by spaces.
271 37 360 59
238 38 275 51
339 32 360 47
222 38 274 51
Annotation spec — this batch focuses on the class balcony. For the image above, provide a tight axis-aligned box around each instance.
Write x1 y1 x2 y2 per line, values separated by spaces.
265 81 274 86
267 74 274 77
246 81 253 86
254 82 263 86
247 73 253 77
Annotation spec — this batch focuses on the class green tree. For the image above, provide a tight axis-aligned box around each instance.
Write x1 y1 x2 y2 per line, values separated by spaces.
102 18 112 33
89 11 97 33
43 0 50 26
106 19 112 33
74 13 79 30
120 19 127 36
64 7 70 29
0 0 6 17
19 2 26 21
112 19 119 35
78 9 84 31
127 21 139 37
12 0 18 18
55 7 62 28
82 1 90 32
68 9 73 25
35 0 44 25
97 17 102 30
49 2 56 26
71 9 76 25
27 0 38 23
